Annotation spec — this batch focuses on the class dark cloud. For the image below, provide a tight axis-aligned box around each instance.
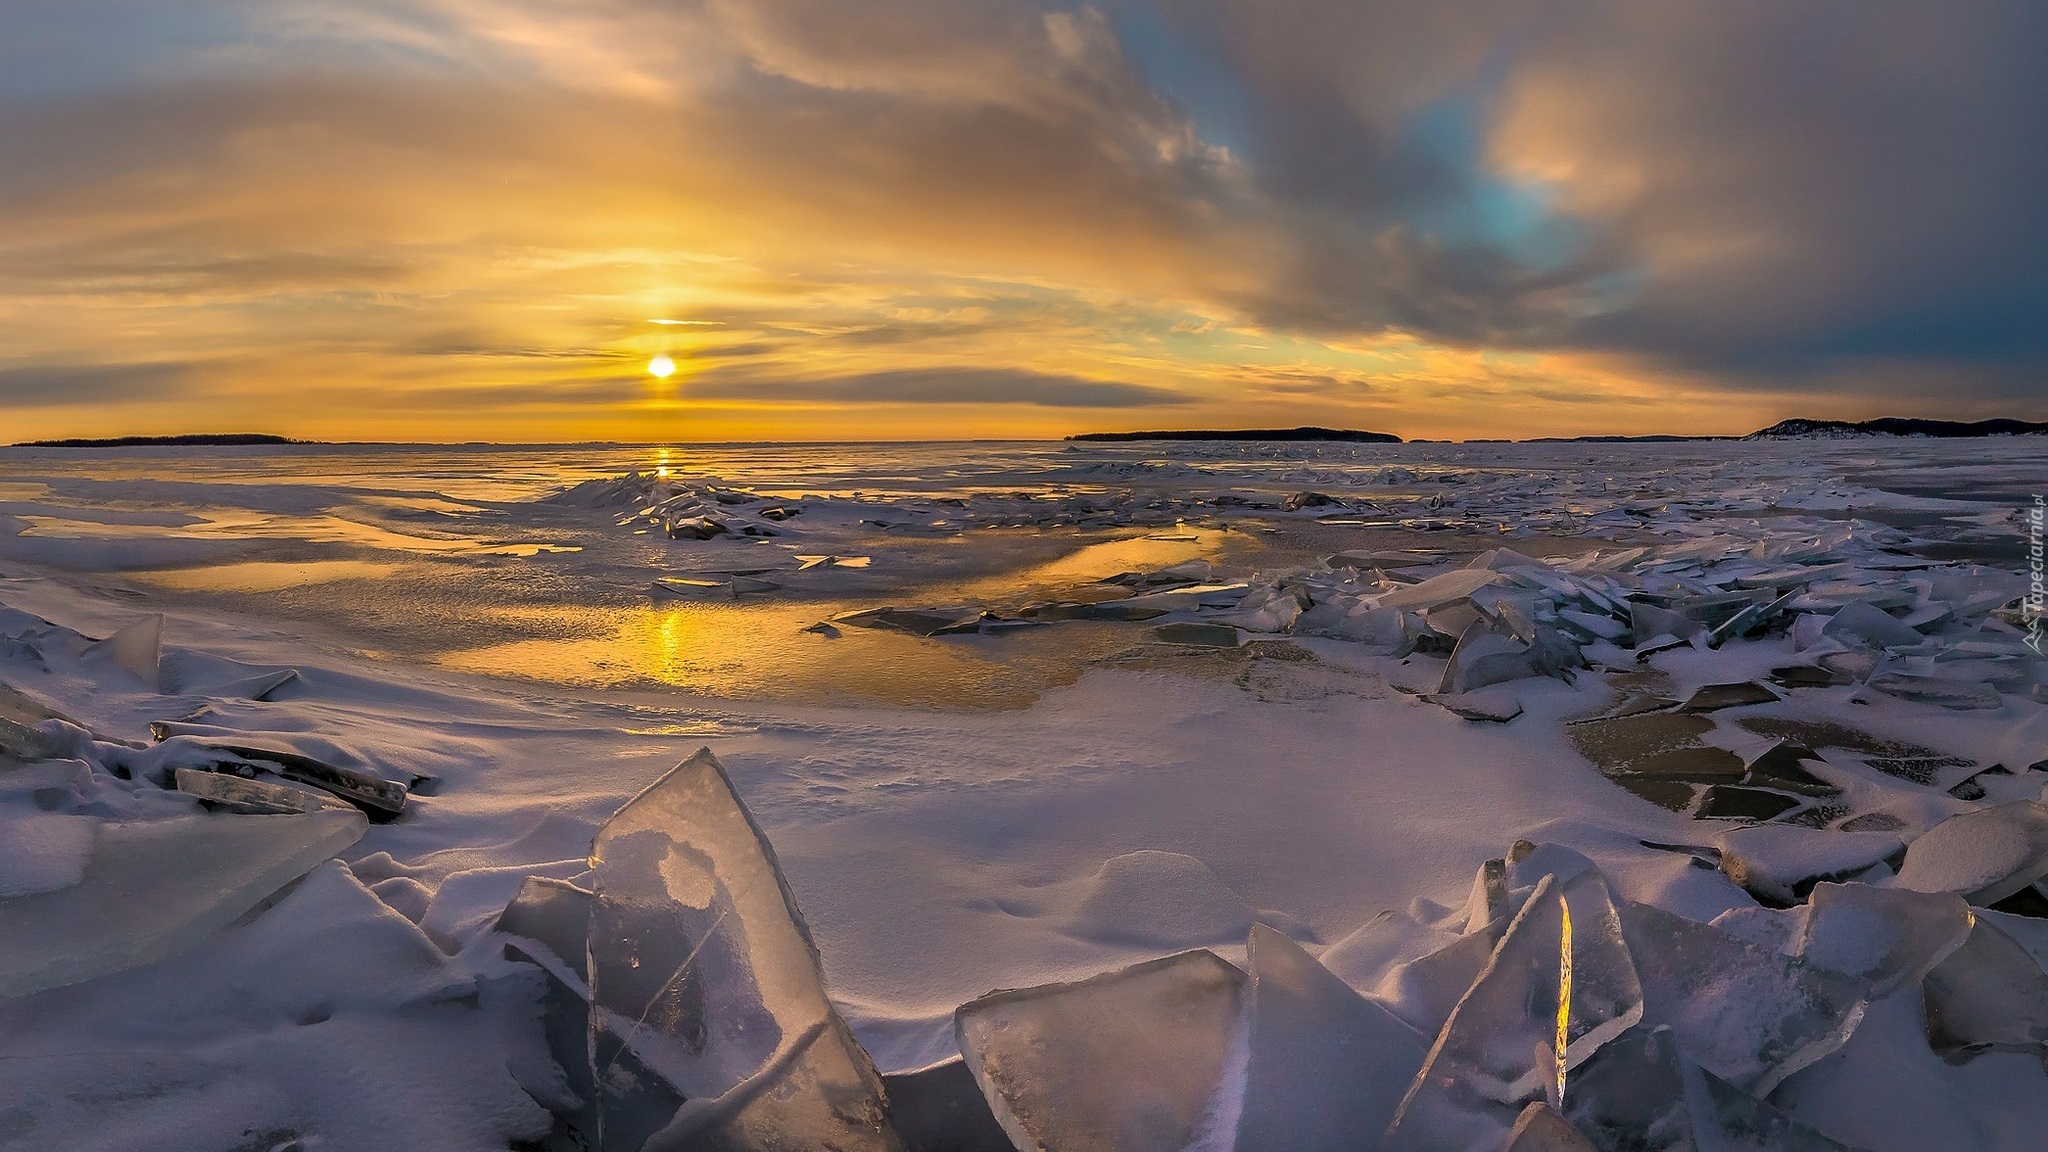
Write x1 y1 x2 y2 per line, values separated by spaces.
1160 0 2048 394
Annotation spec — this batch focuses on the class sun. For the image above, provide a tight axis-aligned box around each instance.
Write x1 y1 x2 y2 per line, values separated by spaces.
648 354 676 379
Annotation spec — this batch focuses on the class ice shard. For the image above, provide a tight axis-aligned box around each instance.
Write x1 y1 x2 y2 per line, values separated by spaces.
1821 602 1923 650
955 949 1245 1152
1439 623 1538 694
1564 1025 1852 1152
1618 902 1867 1095
147 723 409 816
0 808 366 997
493 877 692 1152
1379 921 1510 1039
85 614 162 689
174 767 356 815
586 748 900 1152
1892 801 2048 905
1920 915 2048 1056
1385 871 1642 1151
1793 882 1972 996
1232 924 1427 1152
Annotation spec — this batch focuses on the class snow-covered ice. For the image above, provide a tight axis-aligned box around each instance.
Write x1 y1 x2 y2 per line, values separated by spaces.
0 437 2043 1149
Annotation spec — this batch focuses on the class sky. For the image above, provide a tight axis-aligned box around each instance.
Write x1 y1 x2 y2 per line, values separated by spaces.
1 0 2042 443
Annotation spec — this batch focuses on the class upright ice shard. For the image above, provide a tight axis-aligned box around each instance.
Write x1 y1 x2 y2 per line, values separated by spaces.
494 877 689 1152
1892 801 2048 905
1821 602 1922 650
1920 916 2048 1056
85 614 162 689
1618 902 1867 1095
955 949 1245 1152
0 808 366 997
1233 924 1427 1152
1385 871 1642 1152
1564 1025 1852 1152
586 748 900 1152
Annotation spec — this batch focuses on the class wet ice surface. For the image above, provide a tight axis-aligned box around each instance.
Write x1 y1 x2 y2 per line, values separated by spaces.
0 437 2044 1150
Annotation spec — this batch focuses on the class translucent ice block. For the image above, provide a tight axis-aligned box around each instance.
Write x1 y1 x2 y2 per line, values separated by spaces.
587 748 899 1151
0 808 366 997
955 948 1245 1152
1233 924 1426 1152
1619 902 1867 1095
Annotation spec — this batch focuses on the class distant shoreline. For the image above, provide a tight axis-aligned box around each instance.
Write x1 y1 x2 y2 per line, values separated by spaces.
11 415 2045 449
16 433 310 448
1068 427 1403 443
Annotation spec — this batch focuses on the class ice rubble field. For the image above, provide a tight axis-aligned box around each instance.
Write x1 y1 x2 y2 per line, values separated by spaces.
0 438 2045 1150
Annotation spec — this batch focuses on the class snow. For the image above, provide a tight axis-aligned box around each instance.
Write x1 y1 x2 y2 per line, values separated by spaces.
0 437 2042 1149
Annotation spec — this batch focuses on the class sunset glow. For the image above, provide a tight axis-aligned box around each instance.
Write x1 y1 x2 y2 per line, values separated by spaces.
1 3 2040 443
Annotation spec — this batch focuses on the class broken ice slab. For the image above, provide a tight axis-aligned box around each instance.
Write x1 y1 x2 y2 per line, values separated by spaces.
0 808 366 998
834 607 981 637
1569 712 1745 811
1629 601 1700 648
173 767 355 815
1233 924 1427 1152
1439 623 1538 694
1679 682 1780 713
1864 672 2002 710
1153 621 1242 647
493 877 692 1152
1920 915 2048 1056
83 614 162 689
1715 825 1901 906
146 722 408 816
1501 1102 1597 1151
1422 690 1524 723
1692 785 1802 822
1795 883 1972 997
1821 602 1924 650
1385 872 1642 1150
1737 741 1840 798
1377 569 1504 612
1619 901 1867 1095
1378 921 1510 1040
0 680 83 730
881 1058 1014 1152
162 650 302 700
0 681 86 761
1705 591 1799 648
0 715 62 762
1564 1025 1853 1152
956 949 1245 1152
1892 801 2048 905
1768 665 1854 690
495 875 594 984
587 748 900 1152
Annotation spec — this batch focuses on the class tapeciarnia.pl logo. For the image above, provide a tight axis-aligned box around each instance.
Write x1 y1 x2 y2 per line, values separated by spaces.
2027 494 2044 656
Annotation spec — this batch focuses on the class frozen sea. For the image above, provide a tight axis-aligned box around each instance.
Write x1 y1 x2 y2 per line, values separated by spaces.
1 437 2045 1151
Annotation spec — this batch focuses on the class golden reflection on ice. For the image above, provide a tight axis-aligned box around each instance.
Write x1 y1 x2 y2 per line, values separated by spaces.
430 600 1142 710
1555 895 1573 1108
